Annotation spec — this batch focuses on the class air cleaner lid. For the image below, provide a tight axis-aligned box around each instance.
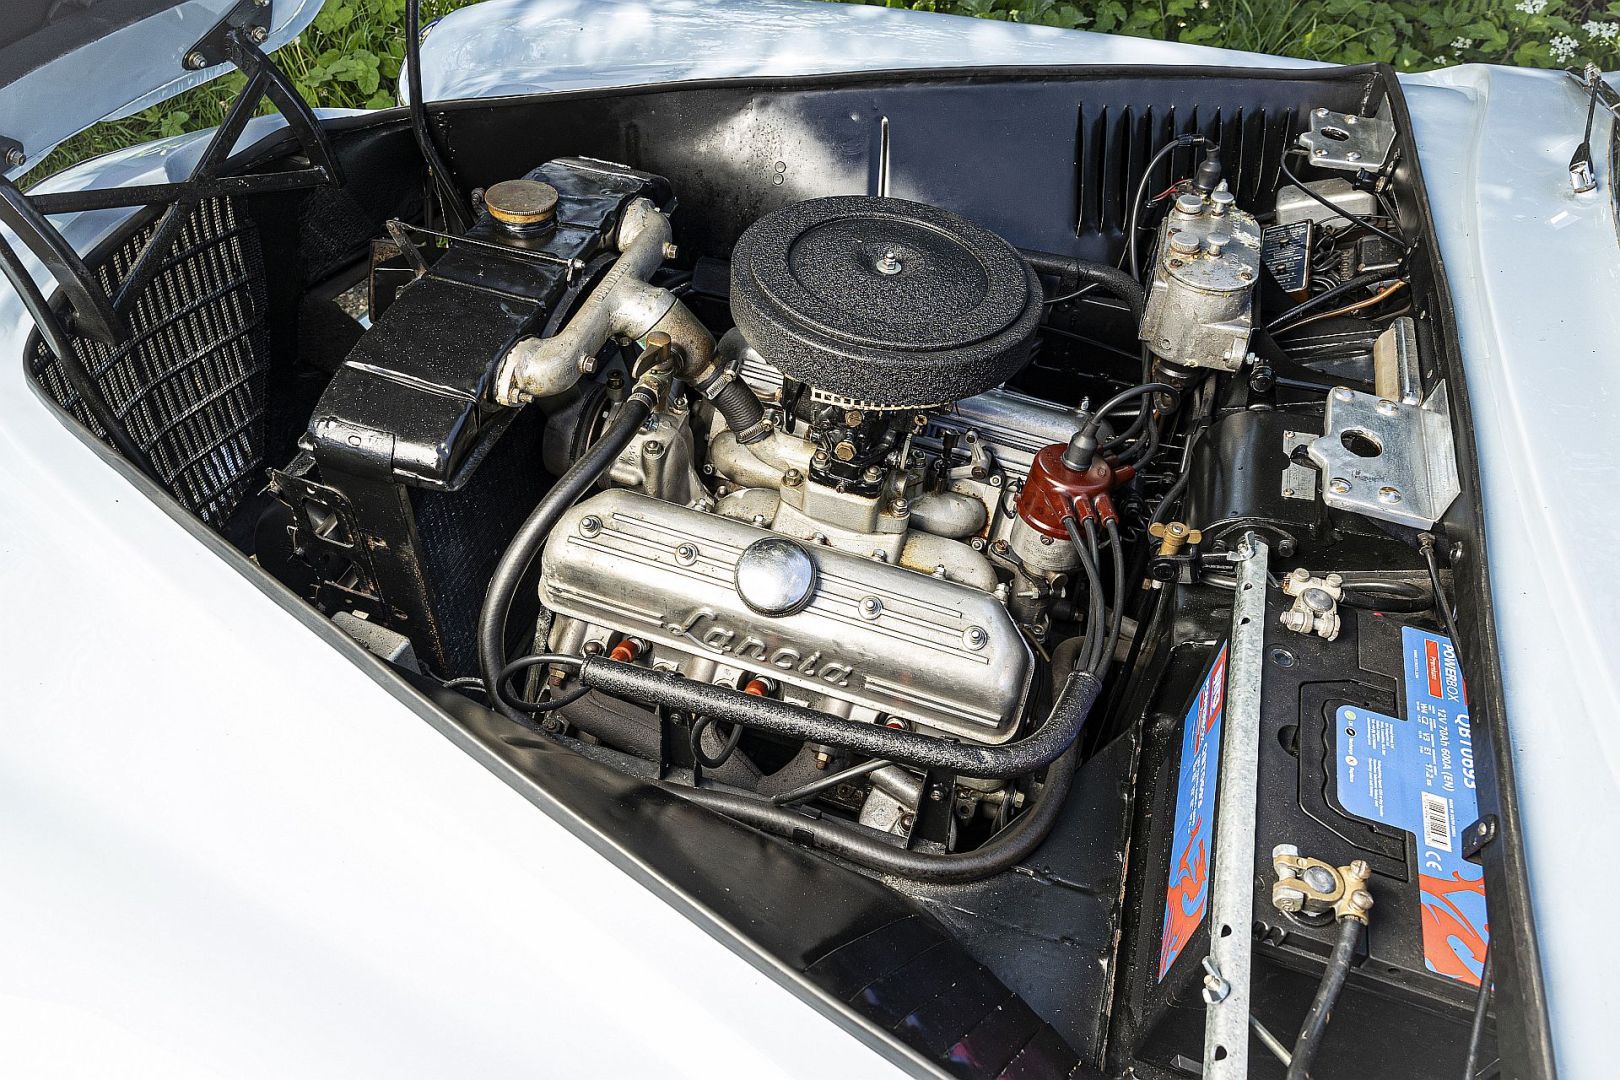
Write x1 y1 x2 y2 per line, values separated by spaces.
729 196 1041 408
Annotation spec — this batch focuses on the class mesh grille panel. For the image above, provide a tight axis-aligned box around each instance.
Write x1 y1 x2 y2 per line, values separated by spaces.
27 197 270 526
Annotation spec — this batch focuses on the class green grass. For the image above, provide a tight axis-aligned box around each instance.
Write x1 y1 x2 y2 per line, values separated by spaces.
30 0 1620 182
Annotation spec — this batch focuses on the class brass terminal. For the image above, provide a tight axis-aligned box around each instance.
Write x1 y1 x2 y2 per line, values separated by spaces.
1149 520 1203 558
1272 846 1375 924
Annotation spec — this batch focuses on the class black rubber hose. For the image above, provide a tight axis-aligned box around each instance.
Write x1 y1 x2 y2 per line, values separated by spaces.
1022 249 1145 320
690 715 744 769
477 391 654 719
710 376 767 442
579 658 1104 781
672 638 1088 882
404 0 469 233
1287 916 1362 1080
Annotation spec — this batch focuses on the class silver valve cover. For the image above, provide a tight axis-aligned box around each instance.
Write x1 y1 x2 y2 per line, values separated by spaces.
541 489 1033 743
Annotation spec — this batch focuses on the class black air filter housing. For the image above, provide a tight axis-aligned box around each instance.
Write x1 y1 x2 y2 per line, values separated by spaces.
729 196 1041 408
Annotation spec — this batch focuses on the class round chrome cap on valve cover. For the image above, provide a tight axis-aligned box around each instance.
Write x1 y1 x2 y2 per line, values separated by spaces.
734 536 819 617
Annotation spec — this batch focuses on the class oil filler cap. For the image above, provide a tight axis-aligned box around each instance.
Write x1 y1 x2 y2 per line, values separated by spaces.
729 196 1041 408
734 537 818 617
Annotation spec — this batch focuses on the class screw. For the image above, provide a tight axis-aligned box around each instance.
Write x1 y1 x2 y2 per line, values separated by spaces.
782 469 803 487
184 50 208 69
675 543 698 565
1201 958 1231 1004
1346 150 1362 162
643 439 665 457
1378 486 1403 504
890 497 910 516
3 147 23 167
875 249 903 275
859 596 883 620
1314 147 1328 157
662 241 679 260
1328 478 1352 495
580 515 602 537
963 626 987 651
248 24 269 43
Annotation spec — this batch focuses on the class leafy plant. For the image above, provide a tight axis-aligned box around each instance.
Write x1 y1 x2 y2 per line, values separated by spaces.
30 0 1620 183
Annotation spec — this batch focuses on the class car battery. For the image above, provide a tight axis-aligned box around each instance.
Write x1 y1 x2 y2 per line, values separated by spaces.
1110 584 1490 1079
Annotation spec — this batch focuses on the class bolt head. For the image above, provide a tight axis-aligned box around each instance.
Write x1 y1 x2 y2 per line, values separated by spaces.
782 469 803 487
1329 477 1352 495
3 147 24 167
579 515 602 537
1304 865 1338 892
1377 485 1403 504
248 24 269 43
962 626 987 651
184 50 208 69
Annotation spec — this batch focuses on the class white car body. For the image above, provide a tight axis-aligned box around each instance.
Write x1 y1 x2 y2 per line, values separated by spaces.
0 0 1611 1075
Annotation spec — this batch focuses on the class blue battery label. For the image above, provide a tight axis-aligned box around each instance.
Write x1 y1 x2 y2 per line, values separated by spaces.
1335 627 1487 986
1158 644 1228 981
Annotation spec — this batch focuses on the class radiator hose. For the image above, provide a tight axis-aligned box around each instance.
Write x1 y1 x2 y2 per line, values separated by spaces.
579 657 1102 781
657 636 1091 882
478 378 663 719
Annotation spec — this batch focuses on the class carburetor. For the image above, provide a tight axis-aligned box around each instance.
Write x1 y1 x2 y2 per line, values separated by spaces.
1139 183 1263 373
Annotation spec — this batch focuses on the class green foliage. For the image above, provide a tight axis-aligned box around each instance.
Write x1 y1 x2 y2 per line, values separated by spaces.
30 0 1620 183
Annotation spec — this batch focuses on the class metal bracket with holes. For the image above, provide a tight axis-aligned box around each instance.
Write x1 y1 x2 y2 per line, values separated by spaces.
1307 382 1460 530
1297 107 1396 172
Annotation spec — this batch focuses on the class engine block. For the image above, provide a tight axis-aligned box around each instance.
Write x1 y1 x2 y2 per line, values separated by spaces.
541 489 1034 743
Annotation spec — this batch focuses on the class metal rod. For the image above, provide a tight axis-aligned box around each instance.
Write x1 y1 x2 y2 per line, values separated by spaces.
1250 1015 1292 1067
771 758 889 806
1202 530 1269 1079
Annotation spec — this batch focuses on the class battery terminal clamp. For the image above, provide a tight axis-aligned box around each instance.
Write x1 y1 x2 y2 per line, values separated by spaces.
1271 845 1375 924
1279 568 1345 641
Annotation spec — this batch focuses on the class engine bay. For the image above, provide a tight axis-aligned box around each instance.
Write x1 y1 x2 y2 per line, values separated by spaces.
23 63 1512 1079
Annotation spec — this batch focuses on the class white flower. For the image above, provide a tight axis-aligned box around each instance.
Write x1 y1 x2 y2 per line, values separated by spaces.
1515 0 1547 14
1451 36 1473 50
1584 20 1619 41
1550 33 1580 62
1199 0 1210 7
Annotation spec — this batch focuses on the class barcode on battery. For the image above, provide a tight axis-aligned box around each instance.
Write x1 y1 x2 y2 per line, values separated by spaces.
1421 791 1454 852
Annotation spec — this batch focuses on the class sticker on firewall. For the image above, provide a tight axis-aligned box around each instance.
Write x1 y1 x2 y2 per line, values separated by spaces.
1158 644 1228 981
1335 627 1487 986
